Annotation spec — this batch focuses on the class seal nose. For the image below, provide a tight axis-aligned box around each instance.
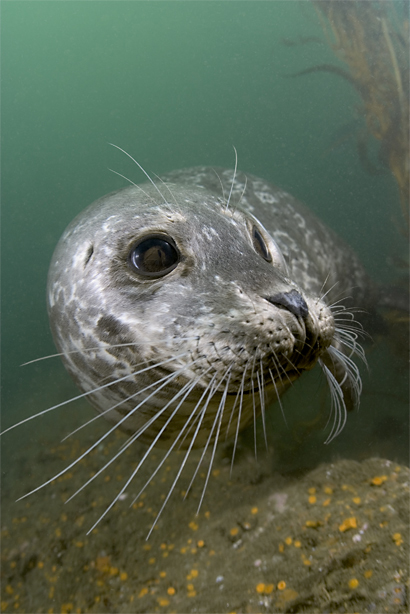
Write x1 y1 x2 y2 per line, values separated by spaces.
265 289 309 319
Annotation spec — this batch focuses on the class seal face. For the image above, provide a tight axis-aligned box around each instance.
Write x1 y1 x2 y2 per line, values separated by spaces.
47 166 369 453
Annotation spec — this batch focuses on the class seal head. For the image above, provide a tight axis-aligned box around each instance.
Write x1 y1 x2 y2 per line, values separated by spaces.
47 168 366 449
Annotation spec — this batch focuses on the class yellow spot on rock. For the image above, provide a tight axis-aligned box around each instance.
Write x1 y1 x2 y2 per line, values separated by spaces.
294 540 301 548
167 587 175 596
256 583 265 594
308 496 316 504
371 475 387 486
189 521 198 531
251 507 258 515
364 570 373 578
324 486 333 494
230 527 239 537
339 517 357 532
120 572 128 581
157 598 170 606
138 587 148 598
285 537 292 545
352 497 361 505
277 581 286 590
308 487 316 495
349 578 359 589
197 540 205 548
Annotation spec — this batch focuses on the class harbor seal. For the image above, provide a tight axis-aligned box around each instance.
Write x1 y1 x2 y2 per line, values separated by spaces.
9 153 373 531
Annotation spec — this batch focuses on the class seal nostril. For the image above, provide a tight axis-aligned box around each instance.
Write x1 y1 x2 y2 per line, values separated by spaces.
265 289 309 319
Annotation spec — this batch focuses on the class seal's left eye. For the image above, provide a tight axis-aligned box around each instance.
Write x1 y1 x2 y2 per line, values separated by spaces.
252 225 272 263
129 235 180 278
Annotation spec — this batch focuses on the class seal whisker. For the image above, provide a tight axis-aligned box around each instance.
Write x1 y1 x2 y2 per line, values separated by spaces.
319 361 347 443
229 359 251 474
236 174 248 208
268 366 289 428
249 353 259 459
15 360 198 502
319 278 340 303
20 343 143 367
328 344 363 398
61 363 199 442
175 371 223 451
144 370 232 538
67 374 200 504
196 371 232 514
2 353 191 435
183 366 233 499
211 168 226 203
256 359 268 450
108 168 156 203
131 370 219 506
151 173 179 207
108 143 168 203
225 145 238 210
77 376 212 535
335 329 367 365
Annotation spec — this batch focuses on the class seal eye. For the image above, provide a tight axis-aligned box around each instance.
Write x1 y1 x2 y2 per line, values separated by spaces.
129 235 180 278
252 225 272 263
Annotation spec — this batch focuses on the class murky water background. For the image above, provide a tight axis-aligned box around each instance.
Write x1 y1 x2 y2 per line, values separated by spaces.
1 2 408 613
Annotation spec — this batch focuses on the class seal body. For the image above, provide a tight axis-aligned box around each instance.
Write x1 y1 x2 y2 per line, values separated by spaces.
48 167 372 449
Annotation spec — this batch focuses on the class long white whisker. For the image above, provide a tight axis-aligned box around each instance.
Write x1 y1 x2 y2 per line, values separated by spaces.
196 371 232 514
2 352 191 435
268 365 288 428
236 174 248 207
211 168 226 203
151 173 179 207
15 359 197 501
68 376 198 504
108 168 155 203
319 361 347 443
144 375 223 538
108 143 167 203
20 343 142 367
225 145 238 210
79 377 211 535
257 359 268 450
230 359 250 474
184 366 233 498
61 365 192 442
132 370 218 508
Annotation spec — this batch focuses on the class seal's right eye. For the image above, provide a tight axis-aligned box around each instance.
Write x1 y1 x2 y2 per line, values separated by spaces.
129 234 180 278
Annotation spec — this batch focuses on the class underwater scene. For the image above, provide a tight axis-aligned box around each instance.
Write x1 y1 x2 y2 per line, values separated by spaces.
1 2 409 613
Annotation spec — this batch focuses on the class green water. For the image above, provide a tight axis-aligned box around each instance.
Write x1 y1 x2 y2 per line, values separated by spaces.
1 2 408 611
